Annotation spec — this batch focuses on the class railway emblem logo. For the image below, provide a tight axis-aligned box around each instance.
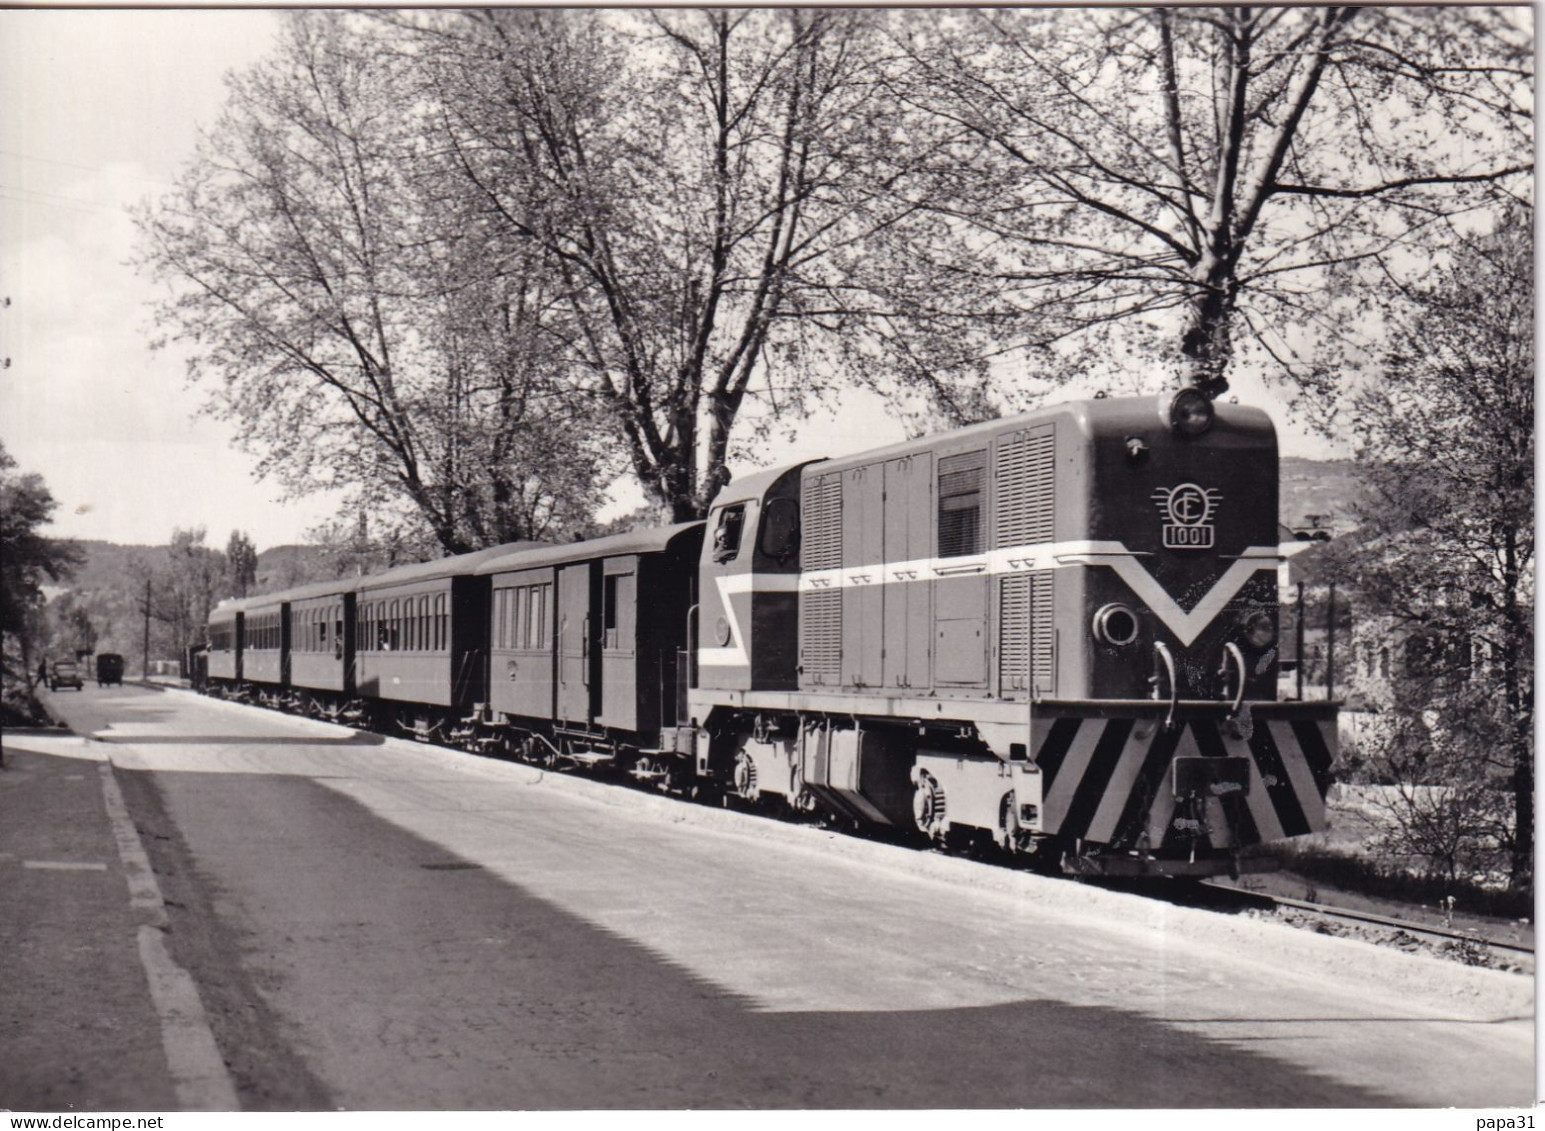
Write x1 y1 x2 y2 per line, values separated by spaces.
1152 482 1220 549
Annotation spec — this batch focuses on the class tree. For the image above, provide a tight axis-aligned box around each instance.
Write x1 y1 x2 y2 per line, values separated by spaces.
413 9 1005 519
136 12 607 554
886 7 1532 399
226 530 259 598
1339 206 1532 890
0 442 82 686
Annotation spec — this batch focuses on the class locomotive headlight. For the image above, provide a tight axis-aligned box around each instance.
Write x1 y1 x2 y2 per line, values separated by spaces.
1093 603 1141 647
1168 387 1215 437
1242 611 1276 650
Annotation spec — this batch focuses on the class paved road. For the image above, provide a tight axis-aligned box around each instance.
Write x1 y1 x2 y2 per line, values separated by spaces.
13 683 1535 1109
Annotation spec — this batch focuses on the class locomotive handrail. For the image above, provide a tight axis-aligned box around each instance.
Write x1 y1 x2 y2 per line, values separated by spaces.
1152 640 1178 730
934 561 987 576
684 603 699 690
1222 642 1247 715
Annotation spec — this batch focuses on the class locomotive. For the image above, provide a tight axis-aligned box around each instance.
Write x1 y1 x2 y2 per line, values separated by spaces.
202 390 1336 877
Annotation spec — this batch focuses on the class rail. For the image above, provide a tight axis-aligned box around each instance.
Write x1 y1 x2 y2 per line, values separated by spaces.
1198 880 1534 957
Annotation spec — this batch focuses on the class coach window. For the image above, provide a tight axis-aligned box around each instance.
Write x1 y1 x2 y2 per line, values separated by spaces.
603 576 619 649
938 452 986 558
712 504 746 563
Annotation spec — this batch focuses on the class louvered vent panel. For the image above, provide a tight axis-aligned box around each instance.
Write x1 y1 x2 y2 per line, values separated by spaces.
999 570 1056 694
1030 569 1054 692
800 590 842 681
995 428 1055 547
801 473 843 570
799 472 843 682
938 450 986 496
999 576 1031 691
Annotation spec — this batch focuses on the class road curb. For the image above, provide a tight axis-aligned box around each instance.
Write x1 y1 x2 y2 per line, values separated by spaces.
98 760 241 1110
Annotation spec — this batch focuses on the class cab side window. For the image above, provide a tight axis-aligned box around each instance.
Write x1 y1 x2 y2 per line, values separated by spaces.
712 504 747 563
760 497 800 562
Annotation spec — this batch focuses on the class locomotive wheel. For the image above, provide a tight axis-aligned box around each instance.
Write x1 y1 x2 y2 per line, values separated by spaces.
732 750 759 801
912 771 947 840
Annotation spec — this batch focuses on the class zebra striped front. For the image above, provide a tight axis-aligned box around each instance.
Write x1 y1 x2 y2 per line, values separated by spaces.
1031 705 1336 853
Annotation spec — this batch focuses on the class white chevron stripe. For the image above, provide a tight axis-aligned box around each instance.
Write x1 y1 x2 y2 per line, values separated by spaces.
704 542 1280 666
1070 549 1278 646
1039 720 1104 833
1220 726 1287 844
697 574 750 668
1269 720 1329 832
1085 721 1162 844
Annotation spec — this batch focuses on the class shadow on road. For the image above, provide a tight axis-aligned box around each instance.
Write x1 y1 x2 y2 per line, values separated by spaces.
117 765 1408 1111
93 732 386 747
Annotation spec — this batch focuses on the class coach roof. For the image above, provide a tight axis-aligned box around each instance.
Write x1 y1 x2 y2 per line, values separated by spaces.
356 540 548 594
476 522 704 576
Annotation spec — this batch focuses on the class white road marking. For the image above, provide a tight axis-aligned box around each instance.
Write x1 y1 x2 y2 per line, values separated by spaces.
97 762 239 1111
23 860 108 871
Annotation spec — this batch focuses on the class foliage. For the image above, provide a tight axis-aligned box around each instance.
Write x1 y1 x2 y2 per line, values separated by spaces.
0 441 82 686
139 9 1532 528
226 531 259 598
1251 837 1532 922
1351 716 1514 885
293 511 443 587
1337 206 1533 890
135 12 608 553
406 9 1005 519
885 7 1532 399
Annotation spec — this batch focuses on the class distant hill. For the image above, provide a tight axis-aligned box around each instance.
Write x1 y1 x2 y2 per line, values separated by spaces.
59 457 1368 601
1279 457 1364 538
250 544 335 594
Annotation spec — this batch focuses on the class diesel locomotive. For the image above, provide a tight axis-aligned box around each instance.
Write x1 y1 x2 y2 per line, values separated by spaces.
201 390 1336 877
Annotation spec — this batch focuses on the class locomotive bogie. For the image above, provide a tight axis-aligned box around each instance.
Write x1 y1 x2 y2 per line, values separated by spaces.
912 750 1043 845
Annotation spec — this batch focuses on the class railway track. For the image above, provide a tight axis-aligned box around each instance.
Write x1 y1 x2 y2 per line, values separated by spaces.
1195 879 1534 964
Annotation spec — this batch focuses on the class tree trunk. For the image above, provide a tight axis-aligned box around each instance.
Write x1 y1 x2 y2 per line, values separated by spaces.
1502 526 1533 891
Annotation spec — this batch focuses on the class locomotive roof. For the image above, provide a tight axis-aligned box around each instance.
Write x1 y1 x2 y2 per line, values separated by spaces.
476 522 704 576
791 394 1273 479
355 539 549 593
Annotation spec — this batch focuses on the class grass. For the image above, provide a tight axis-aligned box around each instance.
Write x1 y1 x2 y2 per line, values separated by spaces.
1247 838 1532 921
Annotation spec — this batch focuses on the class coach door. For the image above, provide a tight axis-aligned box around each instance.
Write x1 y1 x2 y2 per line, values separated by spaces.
598 557 639 731
557 561 599 725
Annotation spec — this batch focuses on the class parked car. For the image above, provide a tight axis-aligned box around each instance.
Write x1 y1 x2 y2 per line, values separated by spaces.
48 660 84 691
96 653 125 687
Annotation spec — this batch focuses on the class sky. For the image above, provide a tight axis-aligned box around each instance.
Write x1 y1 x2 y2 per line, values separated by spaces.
0 9 1343 554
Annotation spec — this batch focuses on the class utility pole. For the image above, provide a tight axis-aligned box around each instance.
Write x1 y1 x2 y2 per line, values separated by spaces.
1295 582 1305 702
141 576 152 681
1326 581 1336 700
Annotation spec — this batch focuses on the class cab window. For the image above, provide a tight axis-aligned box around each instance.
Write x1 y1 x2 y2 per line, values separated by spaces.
760 497 800 561
712 504 746 563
